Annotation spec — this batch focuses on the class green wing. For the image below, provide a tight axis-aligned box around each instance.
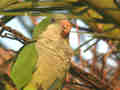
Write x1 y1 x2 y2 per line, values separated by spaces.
32 16 52 39
10 43 38 89
10 16 52 89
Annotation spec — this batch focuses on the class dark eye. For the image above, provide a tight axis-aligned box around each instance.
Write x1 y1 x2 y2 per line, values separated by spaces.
51 18 55 23
62 24 65 28
114 0 120 8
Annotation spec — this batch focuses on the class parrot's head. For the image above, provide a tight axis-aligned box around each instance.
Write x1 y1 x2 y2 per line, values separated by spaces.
51 14 72 38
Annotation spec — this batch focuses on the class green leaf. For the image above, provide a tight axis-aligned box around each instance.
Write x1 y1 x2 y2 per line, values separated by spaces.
32 16 52 39
10 43 38 89
0 0 17 9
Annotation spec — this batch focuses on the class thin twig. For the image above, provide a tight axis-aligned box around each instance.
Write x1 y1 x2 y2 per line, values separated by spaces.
101 47 113 81
91 45 100 76
70 61 112 90
0 21 31 44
